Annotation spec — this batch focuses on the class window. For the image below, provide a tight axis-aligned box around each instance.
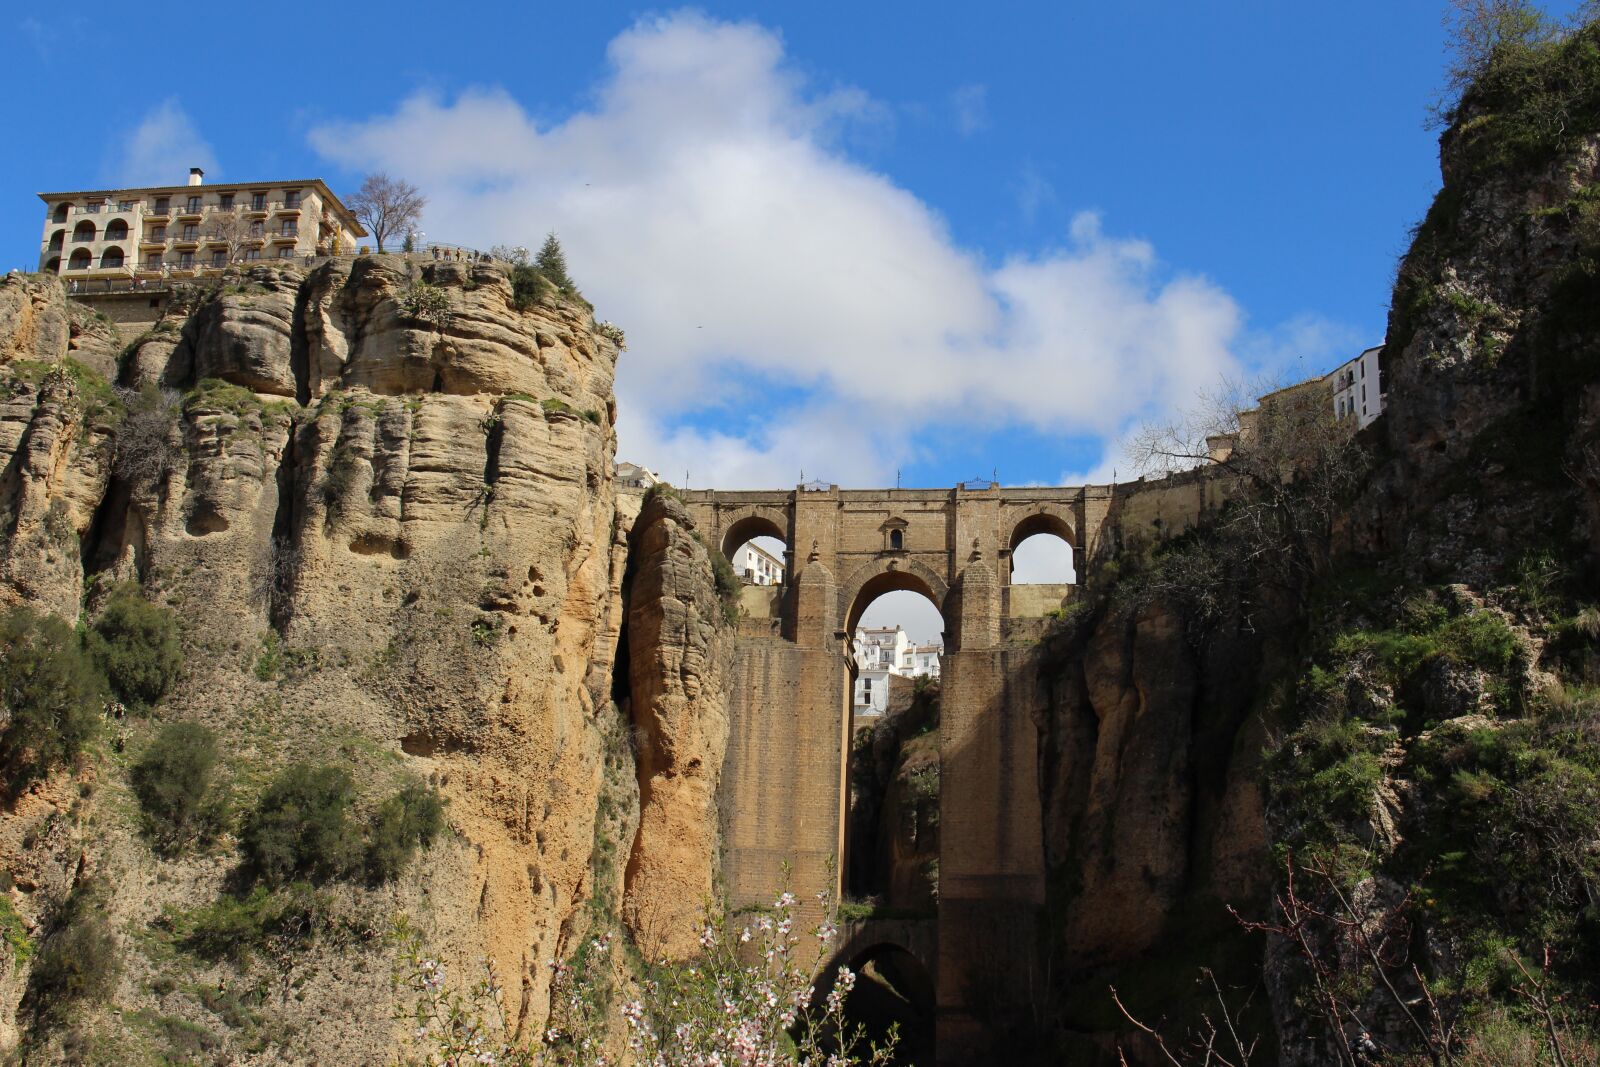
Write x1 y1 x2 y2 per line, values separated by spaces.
219 194 234 211
150 226 166 241
118 200 135 212
146 253 162 270
249 221 263 237
276 245 293 258
284 189 301 208
889 530 903 550
181 224 197 240
280 220 297 236
52 203 69 223
153 197 170 215
1362 385 1366 401
1360 362 1366 378
178 252 194 269
211 249 227 267
250 193 266 211
245 248 261 261
186 196 202 213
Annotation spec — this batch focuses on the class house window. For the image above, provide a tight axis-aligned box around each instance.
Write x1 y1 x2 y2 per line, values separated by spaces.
249 221 263 237
153 197 170 215
145 253 162 269
117 200 134 212
276 245 293 258
889 530 903 550
182 224 198 240
178 252 194 269
186 196 202 213
245 248 261 261
219 194 234 211
1360 362 1366 378
280 220 297 236
211 250 227 267
284 189 301 208
251 193 266 211
150 226 166 241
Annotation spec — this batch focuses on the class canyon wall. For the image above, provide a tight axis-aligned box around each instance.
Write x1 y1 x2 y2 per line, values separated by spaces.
0 259 731 1063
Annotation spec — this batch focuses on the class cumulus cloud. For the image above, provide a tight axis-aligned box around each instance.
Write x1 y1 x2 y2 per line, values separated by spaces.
112 100 217 188
308 11 1321 488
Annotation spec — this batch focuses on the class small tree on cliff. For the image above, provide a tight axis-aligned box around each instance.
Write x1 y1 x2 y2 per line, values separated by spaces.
348 173 426 253
535 232 575 291
1437 0 1562 118
1126 375 1367 609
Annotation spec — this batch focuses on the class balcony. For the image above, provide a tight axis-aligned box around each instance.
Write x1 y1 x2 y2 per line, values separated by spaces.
148 207 170 218
273 204 301 216
272 230 299 241
141 235 167 246
70 234 95 243
176 205 204 219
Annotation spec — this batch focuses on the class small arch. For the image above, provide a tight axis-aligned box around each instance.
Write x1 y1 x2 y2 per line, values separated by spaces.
889 529 903 551
67 248 92 270
816 941 936 1066
42 256 60 274
719 511 790 581
72 220 96 243
52 203 71 224
47 230 64 252
99 247 124 269
104 219 129 241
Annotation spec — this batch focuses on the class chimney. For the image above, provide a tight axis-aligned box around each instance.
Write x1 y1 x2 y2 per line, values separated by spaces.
188 168 204 186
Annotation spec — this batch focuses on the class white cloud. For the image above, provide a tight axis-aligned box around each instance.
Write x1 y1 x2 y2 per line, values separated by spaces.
112 100 217 188
308 11 1321 489
950 83 989 135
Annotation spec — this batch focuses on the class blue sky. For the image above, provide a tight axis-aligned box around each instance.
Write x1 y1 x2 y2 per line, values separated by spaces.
6 1 1587 498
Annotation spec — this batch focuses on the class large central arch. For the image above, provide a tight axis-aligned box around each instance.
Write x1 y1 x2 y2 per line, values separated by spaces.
838 557 950 640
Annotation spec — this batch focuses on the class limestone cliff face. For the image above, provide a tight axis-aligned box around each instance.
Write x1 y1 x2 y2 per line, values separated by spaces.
0 262 710 1062
620 494 732 958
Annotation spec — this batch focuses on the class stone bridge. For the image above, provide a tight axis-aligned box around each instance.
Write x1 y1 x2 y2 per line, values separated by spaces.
681 482 1117 1063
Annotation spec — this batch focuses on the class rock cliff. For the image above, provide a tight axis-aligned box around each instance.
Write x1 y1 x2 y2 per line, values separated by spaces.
0 259 729 1063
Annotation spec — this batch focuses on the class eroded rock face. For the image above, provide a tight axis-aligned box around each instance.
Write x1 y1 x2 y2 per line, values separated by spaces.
622 494 732 959
0 263 669 1062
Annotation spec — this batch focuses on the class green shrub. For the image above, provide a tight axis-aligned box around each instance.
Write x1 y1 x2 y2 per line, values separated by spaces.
241 763 361 884
26 882 120 1026
86 583 182 707
0 605 106 792
0 896 33 964
365 782 445 883
708 546 741 626
177 882 331 964
131 722 227 855
509 263 555 311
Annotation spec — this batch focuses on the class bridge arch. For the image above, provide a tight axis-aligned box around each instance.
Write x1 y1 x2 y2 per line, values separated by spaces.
1006 508 1076 553
719 507 790 566
815 924 938 1065
839 557 949 639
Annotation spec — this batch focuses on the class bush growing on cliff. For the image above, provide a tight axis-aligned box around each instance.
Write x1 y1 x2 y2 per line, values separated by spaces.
364 782 445 884
131 722 227 855
0 605 106 793
87 583 182 708
241 763 362 884
112 385 183 486
25 880 120 1028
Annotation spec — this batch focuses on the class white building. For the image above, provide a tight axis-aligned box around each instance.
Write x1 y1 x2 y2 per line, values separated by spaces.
729 541 784 586
615 462 659 491
852 626 942 715
1330 345 1383 429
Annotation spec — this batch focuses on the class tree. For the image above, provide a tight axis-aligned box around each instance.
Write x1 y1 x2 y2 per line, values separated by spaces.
205 210 254 265
535 232 574 290
0 605 106 793
1440 0 1560 112
1127 375 1367 601
347 173 426 253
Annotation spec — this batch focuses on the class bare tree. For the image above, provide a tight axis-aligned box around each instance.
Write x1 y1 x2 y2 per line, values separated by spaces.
205 210 254 265
347 173 426 253
1127 375 1367 594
